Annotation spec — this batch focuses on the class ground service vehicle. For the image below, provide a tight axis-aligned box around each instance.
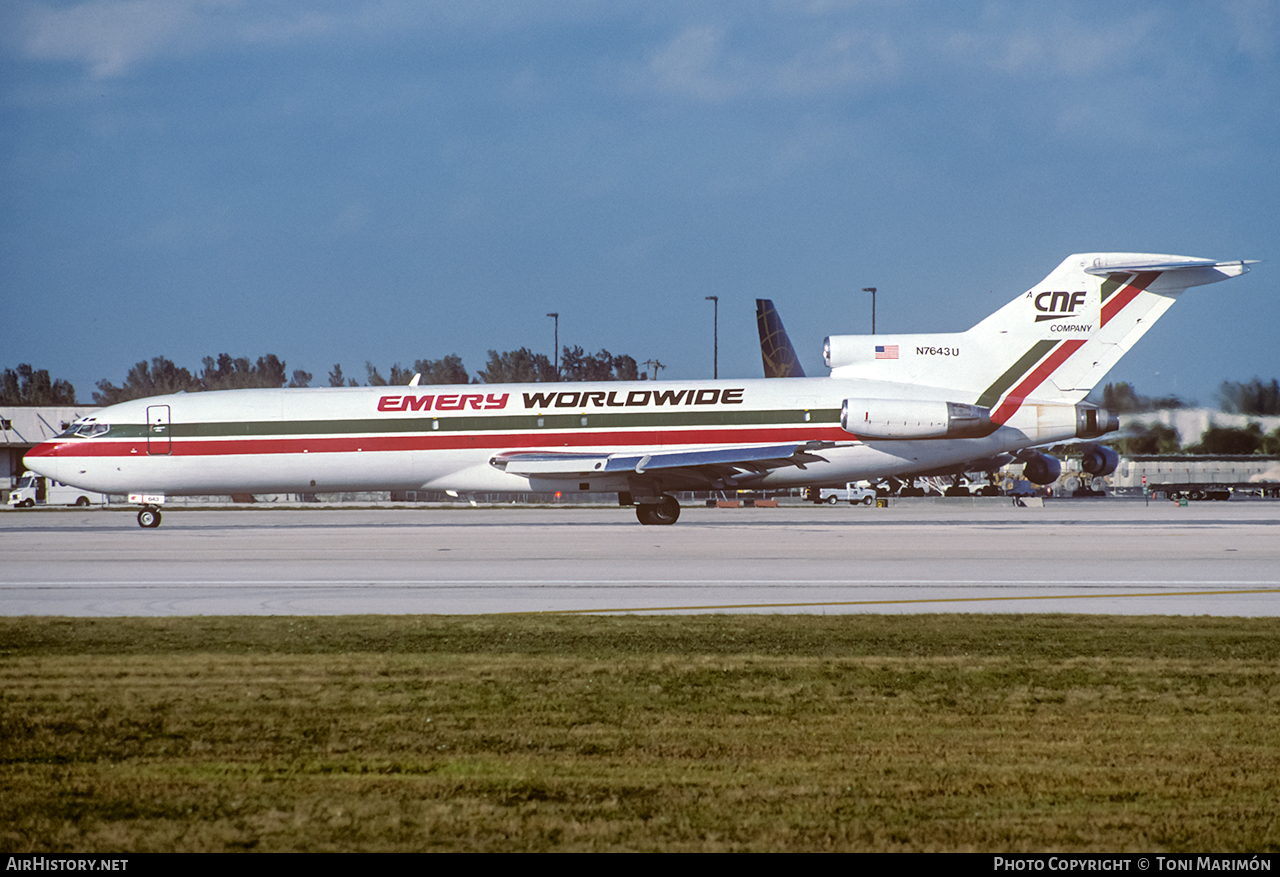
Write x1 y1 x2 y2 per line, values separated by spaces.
811 484 877 505
8 472 105 508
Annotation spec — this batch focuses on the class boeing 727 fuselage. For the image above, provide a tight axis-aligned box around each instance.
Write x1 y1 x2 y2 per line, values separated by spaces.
24 252 1253 526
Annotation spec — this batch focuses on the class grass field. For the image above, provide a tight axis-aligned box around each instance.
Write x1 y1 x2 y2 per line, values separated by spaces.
2 614 1278 852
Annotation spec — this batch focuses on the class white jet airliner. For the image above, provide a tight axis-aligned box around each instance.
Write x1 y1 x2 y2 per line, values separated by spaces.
25 252 1252 527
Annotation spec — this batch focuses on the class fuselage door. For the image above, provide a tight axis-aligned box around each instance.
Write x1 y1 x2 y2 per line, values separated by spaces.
146 405 171 455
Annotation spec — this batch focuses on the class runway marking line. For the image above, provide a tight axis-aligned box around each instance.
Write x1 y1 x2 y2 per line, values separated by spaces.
5 579 1279 588
512 588 1280 615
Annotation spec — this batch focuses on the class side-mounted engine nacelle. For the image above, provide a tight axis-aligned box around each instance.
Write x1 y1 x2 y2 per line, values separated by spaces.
840 398 994 439
1019 452 1062 485
1079 443 1119 477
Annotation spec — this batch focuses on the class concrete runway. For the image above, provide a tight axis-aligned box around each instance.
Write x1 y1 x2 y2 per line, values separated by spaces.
2 500 1278 616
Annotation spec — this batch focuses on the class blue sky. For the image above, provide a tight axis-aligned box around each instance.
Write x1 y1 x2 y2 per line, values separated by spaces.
4 0 1277 405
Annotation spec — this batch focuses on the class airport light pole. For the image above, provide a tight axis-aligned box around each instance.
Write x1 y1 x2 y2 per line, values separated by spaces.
704 295 718 379
546 312 559 381
863 287 877 334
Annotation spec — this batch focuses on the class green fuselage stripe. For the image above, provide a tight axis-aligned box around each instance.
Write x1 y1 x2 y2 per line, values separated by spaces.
91 407 844 440
975 340 1057 409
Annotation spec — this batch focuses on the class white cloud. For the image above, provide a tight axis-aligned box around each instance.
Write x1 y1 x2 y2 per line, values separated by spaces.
636 5 1190 107
772 29 899 95
647 26 739 101
1220 0 1278 60
939 12 1161 80
14 0 606 79
644 22 899 102
21 0 240 79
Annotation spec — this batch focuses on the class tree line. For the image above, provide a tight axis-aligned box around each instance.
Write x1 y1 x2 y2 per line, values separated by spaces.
1114 422 1280 456
1217 378 1280 416
1100 382 1186 413
1100 379 1280 417
333 347 640 388
4 346 646 407
1 365 77 407
1100 379 1280 455
90 354 303 406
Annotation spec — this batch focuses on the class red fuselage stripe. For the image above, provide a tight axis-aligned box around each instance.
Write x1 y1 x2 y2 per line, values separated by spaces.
31 425 853 458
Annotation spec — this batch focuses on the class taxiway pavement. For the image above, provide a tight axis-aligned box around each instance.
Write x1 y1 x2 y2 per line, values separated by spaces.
2 501 1277 616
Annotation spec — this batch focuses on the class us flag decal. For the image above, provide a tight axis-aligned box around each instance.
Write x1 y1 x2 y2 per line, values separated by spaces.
875 345 899 360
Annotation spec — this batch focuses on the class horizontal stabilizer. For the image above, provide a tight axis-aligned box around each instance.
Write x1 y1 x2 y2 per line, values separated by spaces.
1083 258 1254 277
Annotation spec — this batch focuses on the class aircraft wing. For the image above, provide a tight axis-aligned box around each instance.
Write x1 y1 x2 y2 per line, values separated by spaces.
490 442 832 479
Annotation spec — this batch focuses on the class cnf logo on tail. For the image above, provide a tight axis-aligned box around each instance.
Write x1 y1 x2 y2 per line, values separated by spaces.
1034 290 1087 321
1027 289 1097 337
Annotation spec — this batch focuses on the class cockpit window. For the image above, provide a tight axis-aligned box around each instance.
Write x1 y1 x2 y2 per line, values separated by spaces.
60 420 110 438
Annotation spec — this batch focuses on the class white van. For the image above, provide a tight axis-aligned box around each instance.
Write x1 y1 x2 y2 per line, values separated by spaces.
8 473 105 508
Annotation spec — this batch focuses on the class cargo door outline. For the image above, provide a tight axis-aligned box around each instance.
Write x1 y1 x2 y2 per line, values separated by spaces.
146 405 171 455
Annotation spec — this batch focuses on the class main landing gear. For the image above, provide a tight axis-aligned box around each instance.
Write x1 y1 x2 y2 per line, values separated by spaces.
137 506 162 528
635 495 681 525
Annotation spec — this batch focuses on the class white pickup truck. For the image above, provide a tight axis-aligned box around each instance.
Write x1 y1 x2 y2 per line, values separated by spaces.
814 483 877 505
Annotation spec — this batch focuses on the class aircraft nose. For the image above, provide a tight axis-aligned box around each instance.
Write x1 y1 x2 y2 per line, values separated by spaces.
22 442 62 479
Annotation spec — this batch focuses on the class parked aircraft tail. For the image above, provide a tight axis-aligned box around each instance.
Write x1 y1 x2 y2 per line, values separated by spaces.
824 253 1252 420
756 299 806 378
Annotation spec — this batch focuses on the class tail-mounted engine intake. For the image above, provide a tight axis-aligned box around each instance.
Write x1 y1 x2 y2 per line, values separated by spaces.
1075 405 1119 439
841 398 994 439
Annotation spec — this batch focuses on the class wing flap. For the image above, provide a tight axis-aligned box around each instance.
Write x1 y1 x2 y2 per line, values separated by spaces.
491 443 824 477
492 452 610 476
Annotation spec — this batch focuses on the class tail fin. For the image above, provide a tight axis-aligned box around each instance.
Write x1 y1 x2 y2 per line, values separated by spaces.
756 299 806 378
825 253 1251 413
